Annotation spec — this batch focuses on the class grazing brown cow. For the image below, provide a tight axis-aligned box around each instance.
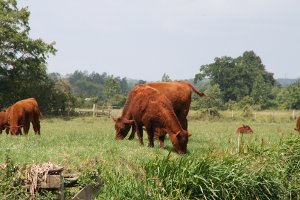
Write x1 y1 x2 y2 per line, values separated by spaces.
236 124 253 134
114 81 210 140
7 98 41 135
114 85 191 154
294 117 300 133
0 107 12 134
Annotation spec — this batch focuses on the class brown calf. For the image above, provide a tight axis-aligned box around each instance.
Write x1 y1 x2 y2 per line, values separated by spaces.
236 124 253 134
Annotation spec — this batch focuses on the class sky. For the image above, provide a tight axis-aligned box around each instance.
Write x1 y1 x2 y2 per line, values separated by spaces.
18 0 300 81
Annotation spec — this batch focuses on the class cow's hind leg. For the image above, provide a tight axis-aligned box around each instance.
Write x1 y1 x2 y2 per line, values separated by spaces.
146 127 154 147
23 121 30 135
32 118 41 135
158 134 166 149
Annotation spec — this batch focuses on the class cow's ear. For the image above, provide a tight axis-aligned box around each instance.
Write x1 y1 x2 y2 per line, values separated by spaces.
188 133 192 138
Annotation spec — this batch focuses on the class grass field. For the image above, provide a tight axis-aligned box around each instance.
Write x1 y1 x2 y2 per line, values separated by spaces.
0 110 299 199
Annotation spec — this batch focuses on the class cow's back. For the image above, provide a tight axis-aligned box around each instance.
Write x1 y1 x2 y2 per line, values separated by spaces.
144 82 192 111
15 98 40 117
8 103 25 127
130 85 179 129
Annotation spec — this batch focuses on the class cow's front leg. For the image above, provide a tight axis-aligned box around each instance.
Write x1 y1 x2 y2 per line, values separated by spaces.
158 134 166 149
128 125 136 140
135 122 144 146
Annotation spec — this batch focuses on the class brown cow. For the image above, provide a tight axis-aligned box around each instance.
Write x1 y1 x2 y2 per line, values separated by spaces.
0 107 12 134
236 124 253 134
114 85 191 154
294 117 300 133
0 111 6 133
7 98 41 135
114 81 210 140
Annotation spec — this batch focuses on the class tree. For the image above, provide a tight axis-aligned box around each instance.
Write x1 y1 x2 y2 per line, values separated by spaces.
161 73 172 82
104 75 121 104
276 80 300 109
0 0 56 107
191 84 224 110
195 51 275 104
49 79 76 114
120 77 129 94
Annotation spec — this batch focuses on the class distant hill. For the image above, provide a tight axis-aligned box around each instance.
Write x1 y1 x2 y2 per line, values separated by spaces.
276 78 300 87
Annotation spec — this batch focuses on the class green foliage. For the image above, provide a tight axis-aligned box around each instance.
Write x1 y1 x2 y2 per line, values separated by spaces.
142 136 300 199
0 0 56 107
0 150 29 199
241 105 254 118
0 115 299 199
277 136 300 198
98 169 150 200
67 71 130 108
0 0 76 115
276 80 300 109
195 51 275 105
191 84 224 110
78 163 101 188
161 73 172 82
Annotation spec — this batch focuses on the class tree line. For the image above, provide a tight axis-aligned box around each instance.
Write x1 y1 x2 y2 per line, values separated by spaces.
193 51 300 111
1 0 299 115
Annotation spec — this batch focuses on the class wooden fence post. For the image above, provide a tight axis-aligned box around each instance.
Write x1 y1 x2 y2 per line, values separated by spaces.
292 110 295 120
93 104 96 117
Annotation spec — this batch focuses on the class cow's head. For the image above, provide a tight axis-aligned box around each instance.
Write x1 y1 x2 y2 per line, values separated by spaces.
9 125 22 135
112 117 134 139
170 130 191 154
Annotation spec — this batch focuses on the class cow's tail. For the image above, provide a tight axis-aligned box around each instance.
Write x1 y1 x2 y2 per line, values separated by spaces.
187 82 215 99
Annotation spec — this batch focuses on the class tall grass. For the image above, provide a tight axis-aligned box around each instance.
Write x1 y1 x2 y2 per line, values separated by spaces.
98 136 300 199
0 111 299 199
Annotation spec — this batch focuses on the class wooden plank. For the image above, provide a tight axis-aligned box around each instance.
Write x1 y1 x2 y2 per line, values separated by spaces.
72 183 101 200
40 175 62 189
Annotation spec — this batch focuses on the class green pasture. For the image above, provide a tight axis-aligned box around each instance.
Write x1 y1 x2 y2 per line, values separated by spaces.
0 110 299 199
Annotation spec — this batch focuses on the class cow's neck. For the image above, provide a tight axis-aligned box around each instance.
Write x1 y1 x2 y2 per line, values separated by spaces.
162 109 182 135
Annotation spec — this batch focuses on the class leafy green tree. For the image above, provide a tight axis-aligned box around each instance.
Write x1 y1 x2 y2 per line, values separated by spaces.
161 73 172 82
191 84 224 110
195 51 275 105
68 71 104 97
276 80 300 109
104 75 121 104
0 0 56 107
50 79 76 114
120 77 129 95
